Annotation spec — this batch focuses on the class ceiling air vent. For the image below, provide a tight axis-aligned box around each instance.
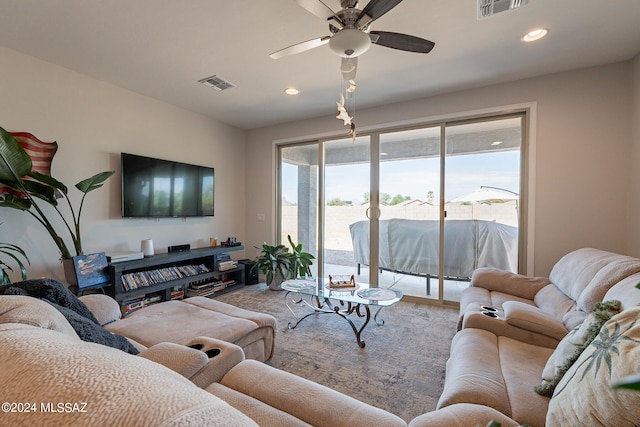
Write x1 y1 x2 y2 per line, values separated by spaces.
478 0 528 19
198 75 235 91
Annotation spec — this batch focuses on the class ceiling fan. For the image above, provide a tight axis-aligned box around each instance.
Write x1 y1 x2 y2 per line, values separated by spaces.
270 0 435 79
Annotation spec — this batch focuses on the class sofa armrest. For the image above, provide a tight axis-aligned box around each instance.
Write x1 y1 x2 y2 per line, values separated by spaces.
470 268 551 300
186 336 246 388
503 301 568 341
78 294 121 325
139 342 209 378
409 403 519 427
214 360 406 427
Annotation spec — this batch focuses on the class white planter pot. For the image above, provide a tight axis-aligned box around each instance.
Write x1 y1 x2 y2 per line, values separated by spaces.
269 270 287 291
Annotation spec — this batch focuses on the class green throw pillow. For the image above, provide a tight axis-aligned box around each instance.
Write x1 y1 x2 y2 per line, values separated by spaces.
535 300 621 397
546 304 640 426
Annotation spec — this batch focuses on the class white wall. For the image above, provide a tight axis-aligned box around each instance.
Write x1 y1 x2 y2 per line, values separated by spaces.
246 60 634 277
0 46 246 281
628 53 640 256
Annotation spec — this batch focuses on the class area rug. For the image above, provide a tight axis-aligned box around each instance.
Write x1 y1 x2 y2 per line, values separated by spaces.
215 283 458 422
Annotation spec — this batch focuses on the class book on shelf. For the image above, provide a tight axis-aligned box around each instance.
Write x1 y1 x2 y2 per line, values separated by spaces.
218 260 238 271
186 287 216 298
170 290 184 300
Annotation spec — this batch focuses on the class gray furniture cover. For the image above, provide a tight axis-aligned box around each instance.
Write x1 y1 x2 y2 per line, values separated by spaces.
349 219 518 280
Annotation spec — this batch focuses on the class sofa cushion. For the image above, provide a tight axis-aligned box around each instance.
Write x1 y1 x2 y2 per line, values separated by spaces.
210 359 406 427
546 305 640 427
0 323 257 426
438 328 552 427
50 301 140 354
576 258 640 312
533 284 579 324
79 293 122 325
503 301 568 340
0 278 100 322
548 248 628 303
0 279 139 354
106 299 262 347
0 295 79 338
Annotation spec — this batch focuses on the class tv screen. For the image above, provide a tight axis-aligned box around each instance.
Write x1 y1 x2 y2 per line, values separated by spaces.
121 153 214 218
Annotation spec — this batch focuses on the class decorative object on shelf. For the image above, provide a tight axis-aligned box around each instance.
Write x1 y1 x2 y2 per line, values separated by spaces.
0 126 115 274
141 239 154 257
0 223 30 284
71 252 110 290
222 237 241 247
328 274 356 288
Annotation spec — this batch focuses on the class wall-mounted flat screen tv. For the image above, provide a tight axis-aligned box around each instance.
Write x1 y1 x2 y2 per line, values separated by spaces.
121 153 214 218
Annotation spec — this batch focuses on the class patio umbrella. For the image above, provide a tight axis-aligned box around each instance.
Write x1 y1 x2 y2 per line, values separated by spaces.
450 187 518 203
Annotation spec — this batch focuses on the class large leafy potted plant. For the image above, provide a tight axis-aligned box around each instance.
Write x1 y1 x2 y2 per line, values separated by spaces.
0 223 30 284
254 235 314 291
254 242 292 291
0 126 114 282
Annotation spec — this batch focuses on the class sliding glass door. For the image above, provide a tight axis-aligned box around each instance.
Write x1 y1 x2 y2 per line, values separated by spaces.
376 126 442 298
322 136 372 282
279 143 319 278
442 117 522 301
278 112 525 304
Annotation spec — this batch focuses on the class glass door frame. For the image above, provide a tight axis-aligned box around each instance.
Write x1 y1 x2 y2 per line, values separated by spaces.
276 109 530 304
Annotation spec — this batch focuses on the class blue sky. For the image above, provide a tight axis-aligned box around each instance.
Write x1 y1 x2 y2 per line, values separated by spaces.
283 150 520 205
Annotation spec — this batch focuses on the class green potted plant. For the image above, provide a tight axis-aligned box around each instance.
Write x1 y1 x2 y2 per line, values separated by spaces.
0 126 114 282
287 234 314 279
253 235 315 291
253 242 292 291
0 223 30 284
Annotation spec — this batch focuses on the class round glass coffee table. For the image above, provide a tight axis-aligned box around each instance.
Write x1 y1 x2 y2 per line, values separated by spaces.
281 278 403 348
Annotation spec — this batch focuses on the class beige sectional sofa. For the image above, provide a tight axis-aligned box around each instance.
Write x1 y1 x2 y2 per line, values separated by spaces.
2 247 640 426
0 293 405 426
417 248 640 426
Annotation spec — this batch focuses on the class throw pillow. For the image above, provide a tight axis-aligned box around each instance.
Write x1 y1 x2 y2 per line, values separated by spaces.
0 278 101 324
1 279 139 355
48 302 139 355
546 304 640 426
535 300 621 397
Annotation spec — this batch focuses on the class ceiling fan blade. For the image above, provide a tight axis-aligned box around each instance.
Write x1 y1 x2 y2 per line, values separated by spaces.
357 0 404 27
295 0 344 26
269 36 331 59
370 31 435 54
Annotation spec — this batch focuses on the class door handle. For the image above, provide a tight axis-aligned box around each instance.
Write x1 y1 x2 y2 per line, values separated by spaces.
366 206 381 220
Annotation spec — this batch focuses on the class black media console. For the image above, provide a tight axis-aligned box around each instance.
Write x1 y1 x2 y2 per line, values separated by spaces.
106 246 245 315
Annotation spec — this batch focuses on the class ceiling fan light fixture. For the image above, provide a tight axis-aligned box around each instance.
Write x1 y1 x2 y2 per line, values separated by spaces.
329 28 371 58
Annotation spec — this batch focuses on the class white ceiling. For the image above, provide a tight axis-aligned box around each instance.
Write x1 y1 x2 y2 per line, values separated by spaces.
0 0 639 130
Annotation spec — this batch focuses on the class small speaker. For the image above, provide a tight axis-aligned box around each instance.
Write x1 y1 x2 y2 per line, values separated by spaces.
239 259 259 285
168 244 190 253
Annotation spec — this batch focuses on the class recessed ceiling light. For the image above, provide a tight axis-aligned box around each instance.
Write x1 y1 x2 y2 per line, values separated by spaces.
284 87 300 95
522 28 548 43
